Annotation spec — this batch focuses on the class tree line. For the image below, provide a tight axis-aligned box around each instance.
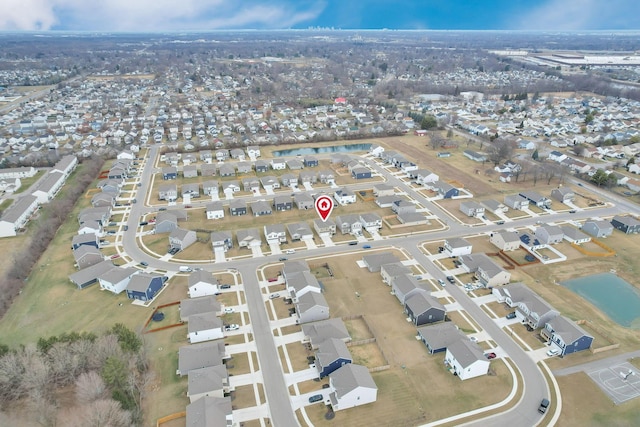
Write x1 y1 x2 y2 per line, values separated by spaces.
0 324 150 426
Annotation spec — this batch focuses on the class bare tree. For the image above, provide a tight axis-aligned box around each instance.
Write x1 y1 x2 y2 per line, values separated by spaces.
67 399 132 427
75 371 107 405
487 139 516 166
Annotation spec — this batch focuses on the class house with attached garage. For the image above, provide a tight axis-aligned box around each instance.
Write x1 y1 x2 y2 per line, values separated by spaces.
302 318 351 350
274 195 293 211
294 192 314 210
380 262 412 285
170 227 197 251
313 218 336 236
236 161 252 174
91 192 116 208
162 166 178 180
78 220 102 236
463 150 486 162
260 175 280 190
481 199 508 215
73 246 104 270
217 164 235 177
155 210 187 234
444 237 473 257
236 228 262 248
187 312 224 344
210 231 233 251
362 252 399 273
541 316 594 356
69 260 115 289
417 322 466 354
206 202 224 220
535 224 564 245
373 183 395 197
444 339 490 380
493 282 559 329
611 215 640 234
581 220 613 238
459 253 511 287
359 213 382 232
287 222 314 241
72 233 99 250
519 190 551 209
180 295 222 321
125 273 165 302
187 271 220 298
242 177 261 193
271 158 286 170
187 365 230 403
328 364 377 411
490 230 521 252
412 169 439 185
264 224 287 244
351 166 372 179
561 226 591 244
31 171 65 204
335 214 363 235
182 183 200 199
405 289 446 326
459 200 485 218
247 146 261 158
229 199 246 216
318 170 335 184
391 200 416 215
334 188 356 205
504 194 529 210
299 170 317 184
98 266 138 294
251 200 272 216
183 165 198 178
0 195 39 238
391 274 423 305
177 340 228 376
304 156 319 167
280 173 298 187
255 160 269 173
286 271 322 300
296 291 330 324
431 181 459 199
158 184 178 201
316 338 352 378
200 163 216 177
551 187 575 203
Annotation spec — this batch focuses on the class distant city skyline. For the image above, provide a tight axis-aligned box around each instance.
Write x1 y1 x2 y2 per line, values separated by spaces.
1 0 639 32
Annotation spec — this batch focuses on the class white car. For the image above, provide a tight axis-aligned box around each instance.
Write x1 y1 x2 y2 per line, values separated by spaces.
224 307 234 314
546 348 561 357
225 324 239 331
269 293 280 299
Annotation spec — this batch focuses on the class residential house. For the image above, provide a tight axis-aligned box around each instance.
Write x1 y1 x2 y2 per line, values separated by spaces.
294 192 314 210
611 215 640 234
72 246 104 270
182 183 200 199
391 274 423 305
274 195 293 211
183 165 198 178
318 170 335 184
187 365 230 403
271 159 286 170
286 222 314 241
541 316 594 356
177 340 228 376
221 181 240 194
328 364 377 411
162 166 178 180
200 163 217 177
362 252 399 273
359 213 382 232
170 228 197 251
391 200 416 214
481 199 508 215
316 338 352 378
582 220 613 238
31 171 65 204
286 271 322 300
229 199 247 216
210 231 233 251
287 158 304 170
247 146 261 158
444 339 490 380
125 273 165 302
380 262 412 285
334 188 356 205
459 200 485 218
230 148 245 160
299 170 317 184
548 150 567 162
417 322 466 354
561 226 591 244
373 183 395 197
237 161 252 174
98 266 138 294
68 260 114 289
504 194 529 210
431 181 459 199
206 202 224 220
180 296 222 321
463 150 486 162
313 218 336 236
158 184 178 201
335 214 363 235
188 312 224 344
519 190 551 209
493 282 559 329
255 159 269 173
90 191 116 208
251 200 272 216
459 253 511 287
551 187 575 203
202 180 219 197
236 228 262 248
296 291 330 324
0 195 39 237
304 156 319 167
444 237 473 257
218 164 235 177
302 318 351 349
535 224 564 245
413 169 439 185
71 233 98 250
260 175 280 190
351 166 372 180
490 230 521 252
264 224 287 243
155 210 186 234
187 271 220 298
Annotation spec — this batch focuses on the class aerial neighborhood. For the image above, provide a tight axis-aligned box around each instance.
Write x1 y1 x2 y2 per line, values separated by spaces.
0 30 640 427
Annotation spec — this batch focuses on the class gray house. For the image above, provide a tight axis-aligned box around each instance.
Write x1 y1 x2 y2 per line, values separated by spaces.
535 224 564 245
417 322 466 354
251 200 272 216
274 195 293 211
296 291 330 324
170 227 197 250
229 199 247 216
582 220 613 238
294 193 314 210
504 194 529 210
210 231 233 251
405 290 446 326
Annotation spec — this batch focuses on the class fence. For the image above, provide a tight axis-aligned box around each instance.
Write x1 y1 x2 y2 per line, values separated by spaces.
570 239 616 257
156 411 186 427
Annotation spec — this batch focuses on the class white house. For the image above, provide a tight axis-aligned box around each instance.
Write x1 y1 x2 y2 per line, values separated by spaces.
328 364 377 411
443 237 472 257
334 188 356 205
187 312 224 344
206 201 225 220
444 339 490 380
187 271 220 298
0 195 39 237
98 267 138 294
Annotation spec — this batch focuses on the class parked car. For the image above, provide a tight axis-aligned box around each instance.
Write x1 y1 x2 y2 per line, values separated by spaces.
220 284 232 289
285 249 296 254
485 352 497 360
267 278 278 282
110 254 120 259
569 210 576 214
446 276 456 284
437 279 446 286
224 308 235 314
308 394 323 403
506 312 517 319
168 247 180 255
348 241 358 246
124 225 129 231
538 398 550 414
185 205 192 208
140 261 148 267
546 348 561 357
139 221 148 226
496 220 505 225
279 257 288 261
159 207 167 211
224 324 239 331
269 293 280 299
362 245 371 249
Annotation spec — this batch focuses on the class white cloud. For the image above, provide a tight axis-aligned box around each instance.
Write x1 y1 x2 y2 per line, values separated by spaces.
0 0 327 31
513 0 639 31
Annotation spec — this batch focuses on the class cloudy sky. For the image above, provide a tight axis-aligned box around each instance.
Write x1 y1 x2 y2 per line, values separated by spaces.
1 0 638 32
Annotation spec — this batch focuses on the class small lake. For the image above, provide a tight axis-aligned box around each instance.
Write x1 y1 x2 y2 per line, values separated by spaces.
272 143 372 157
561 273 640 328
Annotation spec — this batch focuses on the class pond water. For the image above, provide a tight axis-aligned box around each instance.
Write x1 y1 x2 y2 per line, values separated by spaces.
561 272 640 328
272 143 372 157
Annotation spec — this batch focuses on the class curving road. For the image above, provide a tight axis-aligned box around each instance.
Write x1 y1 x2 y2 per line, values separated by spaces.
120 145 638 427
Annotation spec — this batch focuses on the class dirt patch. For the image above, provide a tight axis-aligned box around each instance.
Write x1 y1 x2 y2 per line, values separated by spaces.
348 342 387 368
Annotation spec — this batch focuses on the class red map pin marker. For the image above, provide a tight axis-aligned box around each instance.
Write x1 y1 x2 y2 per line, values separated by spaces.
315 195 334 222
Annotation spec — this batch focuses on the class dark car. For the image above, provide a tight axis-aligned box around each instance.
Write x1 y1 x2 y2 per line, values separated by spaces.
348 241 358 246
308 394 323 403
496 220 505 225
279 257 288 261
538 398 550 414
159 207 167 211
168 247 180 255
140 261 148 267
569 210 576 213
506 312 517 319
220 284 232 289
139 221 148 226
124 225 129 231
446 276 456 284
